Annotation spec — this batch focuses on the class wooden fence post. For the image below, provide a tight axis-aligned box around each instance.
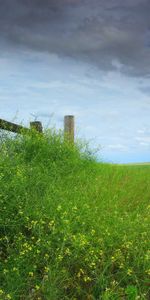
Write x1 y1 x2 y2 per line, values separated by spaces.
64 115 75 144
30 121 43 133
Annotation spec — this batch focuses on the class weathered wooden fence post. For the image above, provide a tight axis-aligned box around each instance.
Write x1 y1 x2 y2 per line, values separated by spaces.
64 115 75 144
30 121 43 133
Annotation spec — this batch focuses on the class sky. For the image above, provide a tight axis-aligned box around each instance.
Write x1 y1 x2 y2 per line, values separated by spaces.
0 0 150 163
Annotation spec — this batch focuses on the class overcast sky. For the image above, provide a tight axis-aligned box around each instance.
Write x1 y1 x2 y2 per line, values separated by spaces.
0 0 150 163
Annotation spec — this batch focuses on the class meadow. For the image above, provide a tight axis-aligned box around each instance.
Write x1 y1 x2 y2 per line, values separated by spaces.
0 130 150 300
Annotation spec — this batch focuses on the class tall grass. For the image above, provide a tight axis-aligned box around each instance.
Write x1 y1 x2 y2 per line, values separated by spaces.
0 130 150 299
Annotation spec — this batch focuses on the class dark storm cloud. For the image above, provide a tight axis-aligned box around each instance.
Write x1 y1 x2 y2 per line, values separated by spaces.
0 0 150 76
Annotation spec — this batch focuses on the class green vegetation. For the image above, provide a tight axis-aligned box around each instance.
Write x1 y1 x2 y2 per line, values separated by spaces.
0 130 150 299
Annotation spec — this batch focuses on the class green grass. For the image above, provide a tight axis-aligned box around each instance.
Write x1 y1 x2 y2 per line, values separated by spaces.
0 130 150 300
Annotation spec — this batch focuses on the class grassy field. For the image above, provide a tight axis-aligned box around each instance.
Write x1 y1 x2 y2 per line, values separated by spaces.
0 130 150 300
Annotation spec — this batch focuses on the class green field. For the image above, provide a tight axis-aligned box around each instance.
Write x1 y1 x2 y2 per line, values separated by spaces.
0 130 150 299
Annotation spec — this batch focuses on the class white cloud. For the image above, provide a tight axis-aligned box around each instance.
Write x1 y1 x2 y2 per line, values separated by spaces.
136 137 150 143
139 142 149 147
107 144 128 151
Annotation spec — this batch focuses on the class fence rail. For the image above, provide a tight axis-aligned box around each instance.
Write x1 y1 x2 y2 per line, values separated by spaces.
0 115 75 143
0 118 30 134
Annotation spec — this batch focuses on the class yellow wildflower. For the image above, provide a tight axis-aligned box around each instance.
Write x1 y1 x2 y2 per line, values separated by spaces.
44 266 49 273
83 276 91 282
90 262 96 268
58 255 63 261
145 269 150 275
77 268 84 278
65 248 71 255
48 220 55 227
111 256 115 262
127 268 133 275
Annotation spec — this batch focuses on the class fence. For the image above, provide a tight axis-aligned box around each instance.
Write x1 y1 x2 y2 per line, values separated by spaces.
0 115 75 143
